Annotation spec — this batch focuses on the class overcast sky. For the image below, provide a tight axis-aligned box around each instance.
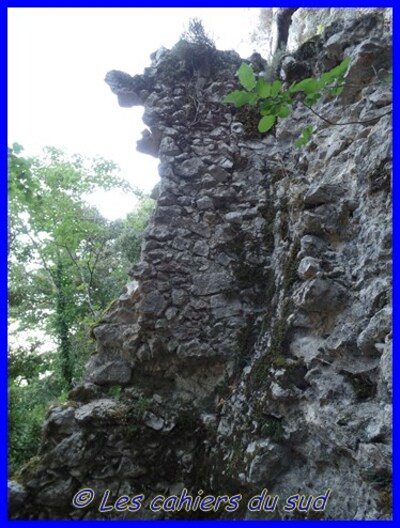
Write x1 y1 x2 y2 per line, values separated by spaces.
8 8 259 219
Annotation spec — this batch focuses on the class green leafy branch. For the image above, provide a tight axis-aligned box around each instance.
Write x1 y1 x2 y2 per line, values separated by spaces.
224 58 351 146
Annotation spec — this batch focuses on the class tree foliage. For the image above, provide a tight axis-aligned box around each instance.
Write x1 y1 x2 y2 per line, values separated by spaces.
180 17 215 49
117 196 155 264
8 145 154 472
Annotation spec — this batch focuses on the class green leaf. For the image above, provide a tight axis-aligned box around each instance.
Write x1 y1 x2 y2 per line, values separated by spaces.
318 60 350 90
304 92 322 106
277 105 290 118
294 126 315 147
255 78 271 98
294 136 308 147
328 57 351 79
290 77 319 95
237 63 256 91
258 115 276 133
271 80 282 97
330 85 344 97
247 93 259 105
282 91 294 105
260 100 274 114
224 90 246 103
224 90 256 107
320 71 335 87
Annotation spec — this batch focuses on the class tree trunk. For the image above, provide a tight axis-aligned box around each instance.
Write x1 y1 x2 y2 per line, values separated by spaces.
55 260 73 389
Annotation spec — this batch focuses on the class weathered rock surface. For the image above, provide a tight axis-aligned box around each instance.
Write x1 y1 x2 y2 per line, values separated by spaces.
9 11 391 520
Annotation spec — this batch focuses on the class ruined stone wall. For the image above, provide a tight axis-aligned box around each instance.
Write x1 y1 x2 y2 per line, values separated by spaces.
9 12 392 520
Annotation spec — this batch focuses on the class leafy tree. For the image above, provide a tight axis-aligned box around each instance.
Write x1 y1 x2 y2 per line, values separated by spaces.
8 341 64 474
117 196 155 264
8 145 154 472
9 145 136 386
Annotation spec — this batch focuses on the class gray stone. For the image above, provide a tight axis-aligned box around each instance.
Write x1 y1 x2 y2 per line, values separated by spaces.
159 136 181 156
209 165 230 183
369 88 392 108
294 278 348 312
246 439 288 485
69 382 103 403
357 307 391 355
75 399 128 424
43 406 77 436
172 237 192 251
297 256 321 280
209 127 227 138
379 341 392 396
88 360 132 386
299 235 327 257
8 481 28 511
216 252 231 267
192 272 231 295
139 290 167 315
143 411 165 431
165 306 178 320
224 211 243 223
196 196 214 210
36 477 77 506
172 289 188 307
210 294 242 319
175 158 206 178
342 40 392 105
129 260 154 279
289 334 326 363
304 183 341 206
176 339 214 357
49 432 88 468
193 240 209 257
357 442 391 481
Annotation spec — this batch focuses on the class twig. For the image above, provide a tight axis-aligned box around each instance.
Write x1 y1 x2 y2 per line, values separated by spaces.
303 103 392 127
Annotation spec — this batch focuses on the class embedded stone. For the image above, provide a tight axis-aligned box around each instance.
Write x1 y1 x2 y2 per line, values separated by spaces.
294 278 348 312
209 165 230 183
357 307 391 355
304 183 341 206
192 272 231 295
143 412 165 431
196 196 214 210
88 360 132 386
172 289 188 307
75 399 128 424
69 382 103 403
175 158 206 178
193 240 209 257
139 290 167 315
159 136 181 156
297 256 321 280
210 294 242 319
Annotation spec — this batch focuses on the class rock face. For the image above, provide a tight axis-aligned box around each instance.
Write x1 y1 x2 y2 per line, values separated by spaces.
255 7 391 60
9 12 392 520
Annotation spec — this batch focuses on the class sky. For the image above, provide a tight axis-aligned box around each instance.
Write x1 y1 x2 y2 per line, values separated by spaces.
8 8 260 219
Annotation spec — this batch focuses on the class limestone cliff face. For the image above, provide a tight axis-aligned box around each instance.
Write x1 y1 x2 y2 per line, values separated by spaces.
9 12 392 520
255 7 391 59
